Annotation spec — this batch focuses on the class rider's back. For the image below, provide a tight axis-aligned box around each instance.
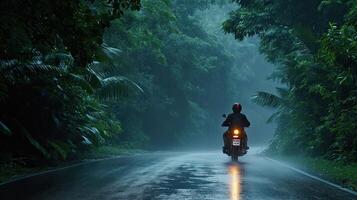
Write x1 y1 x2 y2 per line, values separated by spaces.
226 112 250 128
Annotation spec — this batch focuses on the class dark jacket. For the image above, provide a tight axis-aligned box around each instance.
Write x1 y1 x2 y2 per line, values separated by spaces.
222 112 250 128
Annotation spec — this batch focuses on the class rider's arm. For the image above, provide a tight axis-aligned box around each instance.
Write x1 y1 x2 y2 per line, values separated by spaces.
222 114 232 127
242 115 250 127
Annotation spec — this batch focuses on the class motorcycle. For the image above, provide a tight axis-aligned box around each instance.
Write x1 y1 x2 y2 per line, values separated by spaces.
222 114 247 161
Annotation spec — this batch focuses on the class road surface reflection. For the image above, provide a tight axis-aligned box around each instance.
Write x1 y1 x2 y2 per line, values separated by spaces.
229 163 242 200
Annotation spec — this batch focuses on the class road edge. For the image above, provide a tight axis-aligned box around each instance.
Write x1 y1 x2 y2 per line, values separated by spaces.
0 152 147 187
264 157 357 196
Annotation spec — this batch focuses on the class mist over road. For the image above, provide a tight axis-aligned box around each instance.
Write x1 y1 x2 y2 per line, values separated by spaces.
1 150 356 200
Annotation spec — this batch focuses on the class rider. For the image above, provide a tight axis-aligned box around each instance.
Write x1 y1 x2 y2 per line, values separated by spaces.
222 103 250 153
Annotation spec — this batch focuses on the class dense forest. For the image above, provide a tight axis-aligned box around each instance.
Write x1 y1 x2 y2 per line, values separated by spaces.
224 0 357 162
1 0 356 168
0 0 267 163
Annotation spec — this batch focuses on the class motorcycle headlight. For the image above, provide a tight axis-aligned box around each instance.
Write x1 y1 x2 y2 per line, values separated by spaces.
233 129 239 135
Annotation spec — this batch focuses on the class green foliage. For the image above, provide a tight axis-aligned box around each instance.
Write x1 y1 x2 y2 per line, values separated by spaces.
0 121 11 136
251 91 282 109
99 0 243 147
225 0 357 162
0 0 140 162
88 62 144 100
0 0 262 166
0 60 122 160
0 0 141 67
277 156 357 190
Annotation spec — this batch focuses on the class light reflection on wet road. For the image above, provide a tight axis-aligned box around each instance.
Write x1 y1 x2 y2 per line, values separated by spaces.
0 150 356 200
229 164 241 200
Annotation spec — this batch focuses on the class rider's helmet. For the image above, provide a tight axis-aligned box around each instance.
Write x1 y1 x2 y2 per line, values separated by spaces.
232 103 242 113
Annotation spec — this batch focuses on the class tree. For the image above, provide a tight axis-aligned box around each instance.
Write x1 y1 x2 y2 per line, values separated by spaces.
0 0 141 161
224 0 357 161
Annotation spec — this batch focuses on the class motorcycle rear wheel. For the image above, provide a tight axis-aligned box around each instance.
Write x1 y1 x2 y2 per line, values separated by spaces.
231 147 239 161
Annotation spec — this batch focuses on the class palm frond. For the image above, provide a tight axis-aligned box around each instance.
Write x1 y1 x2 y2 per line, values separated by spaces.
266 111 282 123
66 73 95 93
20 126 50 159
95 76 143 101
0 121 11 136
251 91 282 108
43 53 74 68
276 87 289 98
95 43 122 63
0 60 62 74
101 43 122 58
78 126 104 145
0 60 17 71
48 141 71 160
87 62 144 100
88 61 119 79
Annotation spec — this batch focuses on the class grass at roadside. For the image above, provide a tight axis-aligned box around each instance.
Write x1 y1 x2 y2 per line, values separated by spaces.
274 156 357 191
80 145 145 159
0 145 143 184
0 163 46 184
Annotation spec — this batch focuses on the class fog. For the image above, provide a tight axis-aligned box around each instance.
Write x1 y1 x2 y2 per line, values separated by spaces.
180 4 280 148
2 0 356 198
0 0 286 162
192 4 281 146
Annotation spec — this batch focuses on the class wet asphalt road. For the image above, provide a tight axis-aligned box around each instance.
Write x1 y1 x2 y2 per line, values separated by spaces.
0 150 356 200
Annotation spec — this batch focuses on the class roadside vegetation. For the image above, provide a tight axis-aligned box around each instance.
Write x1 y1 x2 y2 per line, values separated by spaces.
275 156 357 191
2 0 356 189
0 145 141 183
224 0 357 190
0 0 260 182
